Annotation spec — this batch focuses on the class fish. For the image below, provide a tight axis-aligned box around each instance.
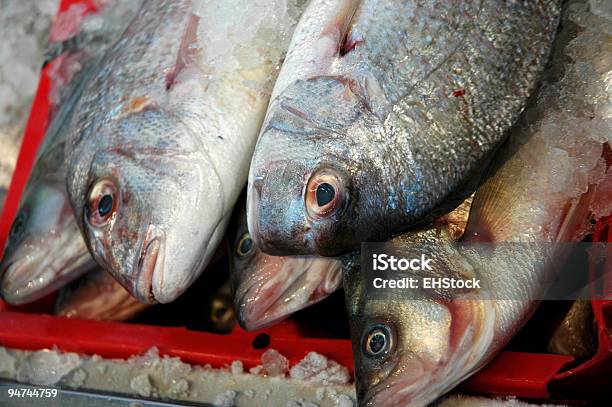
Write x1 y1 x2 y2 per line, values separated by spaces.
247 0 561 256
65 0 306 303
0 1 145 305
229 204 342 331
548 299 597 359
54 268 149 321
344 2 612 404
0 70 97 305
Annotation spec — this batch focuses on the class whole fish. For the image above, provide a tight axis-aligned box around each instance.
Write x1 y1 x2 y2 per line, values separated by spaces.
0 71 97 305
230 205 342 331
345 2 612 404
54 268 149 321
247 0 560 256
65 0 305 303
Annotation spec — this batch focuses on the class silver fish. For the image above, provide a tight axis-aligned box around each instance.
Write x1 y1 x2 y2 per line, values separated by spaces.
0 71 97 305
65 0 305 303
345 2 611 404
54 268 149 321
247 0 560 256
230 205 342 331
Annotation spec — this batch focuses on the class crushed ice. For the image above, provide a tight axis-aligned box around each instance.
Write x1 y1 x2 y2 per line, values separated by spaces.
289 352 350 385
214 389 237 407
16 349 81 386
262 348 290 376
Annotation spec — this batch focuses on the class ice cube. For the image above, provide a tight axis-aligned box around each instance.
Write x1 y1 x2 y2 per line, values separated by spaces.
261 348 290 376
160 354 191 385
230 360 244 375
129 373 153 397
289 352 350 385
213 390 237 407
0 348 16 375
17 349 81 386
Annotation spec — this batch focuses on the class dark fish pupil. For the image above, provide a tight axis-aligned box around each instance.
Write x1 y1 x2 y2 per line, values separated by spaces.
98 194 113 217
369 332 386 354
316 183 335 207
239 236 253 255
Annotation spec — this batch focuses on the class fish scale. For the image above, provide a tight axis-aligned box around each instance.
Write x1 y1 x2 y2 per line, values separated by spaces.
344 1 612 405
66 0 306 303
248 0 561 257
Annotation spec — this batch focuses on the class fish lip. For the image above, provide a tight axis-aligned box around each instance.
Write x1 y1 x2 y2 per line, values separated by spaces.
235 262 298 330
0 257 32 301
135 230 164 304
246 176 264 250
236 259 340 331
0 242 94 305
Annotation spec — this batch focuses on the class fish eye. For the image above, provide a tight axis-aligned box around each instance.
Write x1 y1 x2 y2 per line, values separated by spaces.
236 233 254 257
9 212 26 239
305 168 347 220
86 179 119 227
363 324 392 357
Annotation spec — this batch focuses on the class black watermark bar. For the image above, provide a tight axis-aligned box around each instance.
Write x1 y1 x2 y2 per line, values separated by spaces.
356 242 612 301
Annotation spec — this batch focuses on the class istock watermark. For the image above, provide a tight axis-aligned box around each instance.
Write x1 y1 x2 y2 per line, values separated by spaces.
360 242 612 301
372 253 433 271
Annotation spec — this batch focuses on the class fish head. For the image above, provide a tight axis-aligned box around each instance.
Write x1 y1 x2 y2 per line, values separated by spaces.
230 206 342 330
248 76 390 256
68 107 224 303
0 178 94 305
344 236 496 407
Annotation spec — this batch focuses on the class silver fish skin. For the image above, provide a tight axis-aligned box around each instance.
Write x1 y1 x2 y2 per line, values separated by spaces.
230 205 342 331
247 0 560 256
66 0 304 303
0 72 97 305
345 2 612 405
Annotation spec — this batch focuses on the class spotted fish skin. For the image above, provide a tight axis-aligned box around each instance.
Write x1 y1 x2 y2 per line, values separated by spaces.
248 0 561 257
65 0 305 303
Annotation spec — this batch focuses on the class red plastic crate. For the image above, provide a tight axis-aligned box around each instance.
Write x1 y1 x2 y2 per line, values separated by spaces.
0 0 610 402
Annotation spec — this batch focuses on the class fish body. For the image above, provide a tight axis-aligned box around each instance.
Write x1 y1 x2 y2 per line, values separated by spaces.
54 268 148 321
248 0 560 256
0 71 96 305
0 2 143 305
66 0 304 303
230 205 342 331
345 2 612 405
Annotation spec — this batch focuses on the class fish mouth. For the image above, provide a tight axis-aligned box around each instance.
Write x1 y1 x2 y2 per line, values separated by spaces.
236 258 342 331
135 229 165 304
1 257 33 304
246 176 265 251
1 247 93 305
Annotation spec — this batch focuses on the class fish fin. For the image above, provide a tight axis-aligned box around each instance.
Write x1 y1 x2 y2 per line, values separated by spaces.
318 0 360 56
555 185 596 243
165 14 201 91
463 154 525 242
